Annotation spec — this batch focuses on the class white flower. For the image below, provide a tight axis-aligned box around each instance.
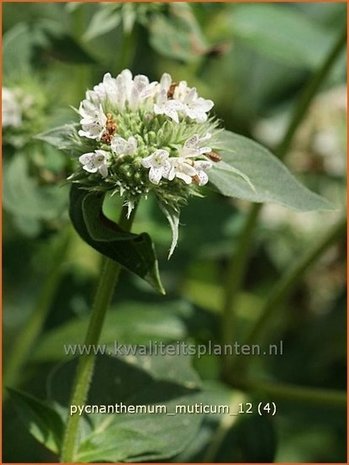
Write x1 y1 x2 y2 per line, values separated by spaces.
78 101 107 140
167 157 197 184
2 87 22 128
181 87 214 123
192 160 212 185
180 133 212 158
153 74 214 123
141 149 171 184
79 150 111 177
83 70 157 113
111 135 137 155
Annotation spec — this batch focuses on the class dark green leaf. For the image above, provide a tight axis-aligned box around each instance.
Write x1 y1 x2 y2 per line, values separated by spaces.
33 301 189 362
209 130 332 211
69 185 165 294
50 354 202 462
7 388 64 455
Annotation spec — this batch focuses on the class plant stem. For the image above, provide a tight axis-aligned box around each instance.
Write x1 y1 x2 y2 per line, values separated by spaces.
221 26 346 375
246 216 345 346
4 227 71 390
229 377 346 409
60 205 135 463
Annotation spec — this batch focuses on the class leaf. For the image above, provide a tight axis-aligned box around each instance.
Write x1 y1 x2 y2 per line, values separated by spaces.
209 130 332 211
231 4 333 69
36 123 83 153
149 3 209 62
7 388 64 455
69 185 165 294
3 156 68 222
49 354 203 462
33 301 190 362
3 23 33 76
83 7 121 41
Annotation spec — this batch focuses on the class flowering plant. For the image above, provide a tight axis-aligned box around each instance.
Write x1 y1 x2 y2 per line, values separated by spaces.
41 69 330 288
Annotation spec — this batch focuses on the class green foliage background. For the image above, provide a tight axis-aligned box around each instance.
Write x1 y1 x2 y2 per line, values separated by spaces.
3 2 347 463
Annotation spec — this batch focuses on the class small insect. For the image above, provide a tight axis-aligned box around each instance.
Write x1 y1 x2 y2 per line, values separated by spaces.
101 113 117 144
191 175 201 185
207 151 222 162
167 82 179 99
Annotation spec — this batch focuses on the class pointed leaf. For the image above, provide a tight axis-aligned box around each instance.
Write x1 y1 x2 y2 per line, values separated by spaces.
70 185 165 294
83 8 121 41
209 130 332 211
149 3 209 62
7 388 64 455
49 354 202 462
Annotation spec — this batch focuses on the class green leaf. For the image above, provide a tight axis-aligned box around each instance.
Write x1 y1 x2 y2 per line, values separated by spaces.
83 7 121 41
7 388 64 455
149 3 209 62
3 156 68 222
33 301 190 362
69 185 165 294
3 23 33 76
231 4 333 68
50 354 202 462
36 123 84 154
209 130 332 211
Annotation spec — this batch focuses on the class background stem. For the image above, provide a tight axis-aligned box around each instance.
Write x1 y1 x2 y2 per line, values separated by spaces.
221 27 346 375
4 227 71 391
60 205 136 463
233 216 346 375
229 377 346 409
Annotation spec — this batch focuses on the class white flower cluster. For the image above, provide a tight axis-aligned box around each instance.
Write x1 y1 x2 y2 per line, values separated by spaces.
141 134 213 186
2 87 24 128
77 70 215 186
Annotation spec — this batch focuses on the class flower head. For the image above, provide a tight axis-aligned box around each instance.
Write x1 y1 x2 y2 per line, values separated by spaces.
69 69 222 256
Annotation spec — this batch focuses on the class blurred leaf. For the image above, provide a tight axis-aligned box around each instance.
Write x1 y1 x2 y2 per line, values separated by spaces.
8 388 64 455
37 123 90 156
3 156 67 223
49 354 202 462
149 3 209 62
3 23 33 76
83 7 121 41
209 130 332 211
231 4 333 68
33 301 189 362
70 186 165 294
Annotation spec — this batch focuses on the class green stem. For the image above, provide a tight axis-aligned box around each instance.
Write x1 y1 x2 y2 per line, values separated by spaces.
60 205 135 463
236 217 346 375
4 227 71 390
230 377 346 409
221 26 346 374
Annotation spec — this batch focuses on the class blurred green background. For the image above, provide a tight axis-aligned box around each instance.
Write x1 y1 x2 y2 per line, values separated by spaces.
2 2 346 462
